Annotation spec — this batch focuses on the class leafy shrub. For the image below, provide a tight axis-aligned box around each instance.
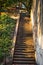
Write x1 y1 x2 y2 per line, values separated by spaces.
0 14 16 62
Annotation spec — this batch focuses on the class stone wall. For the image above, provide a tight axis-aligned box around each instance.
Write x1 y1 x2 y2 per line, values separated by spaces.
31 0 43 65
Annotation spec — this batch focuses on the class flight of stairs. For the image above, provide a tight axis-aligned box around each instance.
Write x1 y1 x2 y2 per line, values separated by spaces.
12 13 36 65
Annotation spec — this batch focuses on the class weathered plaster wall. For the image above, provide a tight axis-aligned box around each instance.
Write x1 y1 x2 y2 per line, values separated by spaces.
31 0 43 65
41 0 43 49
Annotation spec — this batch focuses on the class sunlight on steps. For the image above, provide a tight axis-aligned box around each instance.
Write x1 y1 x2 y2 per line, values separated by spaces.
23 19 32 33
24 37 34 46
12 13 36 65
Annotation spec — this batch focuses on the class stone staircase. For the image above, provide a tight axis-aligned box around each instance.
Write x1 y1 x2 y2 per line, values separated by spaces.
12 13 36 65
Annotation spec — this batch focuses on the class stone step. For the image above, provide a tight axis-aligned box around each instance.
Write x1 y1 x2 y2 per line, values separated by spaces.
15 49 35 52
15 46 34 48
12 63 36 65
14 50 35 53
14 54 35 58
17 42 33 47
15 46 34 50
15 52 35 54
15 52 34 55
15 45 34 47
13 61 35 64
15 48 34 51
13 57 35 61
14 52 35 56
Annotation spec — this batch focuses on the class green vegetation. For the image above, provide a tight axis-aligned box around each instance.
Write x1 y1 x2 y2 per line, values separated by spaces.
0 0 33 12
0 14 16 62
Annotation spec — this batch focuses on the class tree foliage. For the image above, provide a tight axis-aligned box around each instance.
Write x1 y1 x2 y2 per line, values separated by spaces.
0 0 33 12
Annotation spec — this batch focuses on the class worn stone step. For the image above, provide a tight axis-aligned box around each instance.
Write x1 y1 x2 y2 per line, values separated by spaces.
15 48 34 50
13 57 35 61
14 51 35 54
15 45 34 47
15 49 34 52
14 53 34 55
19 33 33 37
13 55 35 58
17 42 33 47
13 61 35 64
14 52 34 55
14 54 35 58
14 54 34 57
12 63 36 65
15 47 34 49
15 52 34 55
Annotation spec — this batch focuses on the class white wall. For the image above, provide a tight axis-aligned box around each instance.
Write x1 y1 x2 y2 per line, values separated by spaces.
31 0 43 65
